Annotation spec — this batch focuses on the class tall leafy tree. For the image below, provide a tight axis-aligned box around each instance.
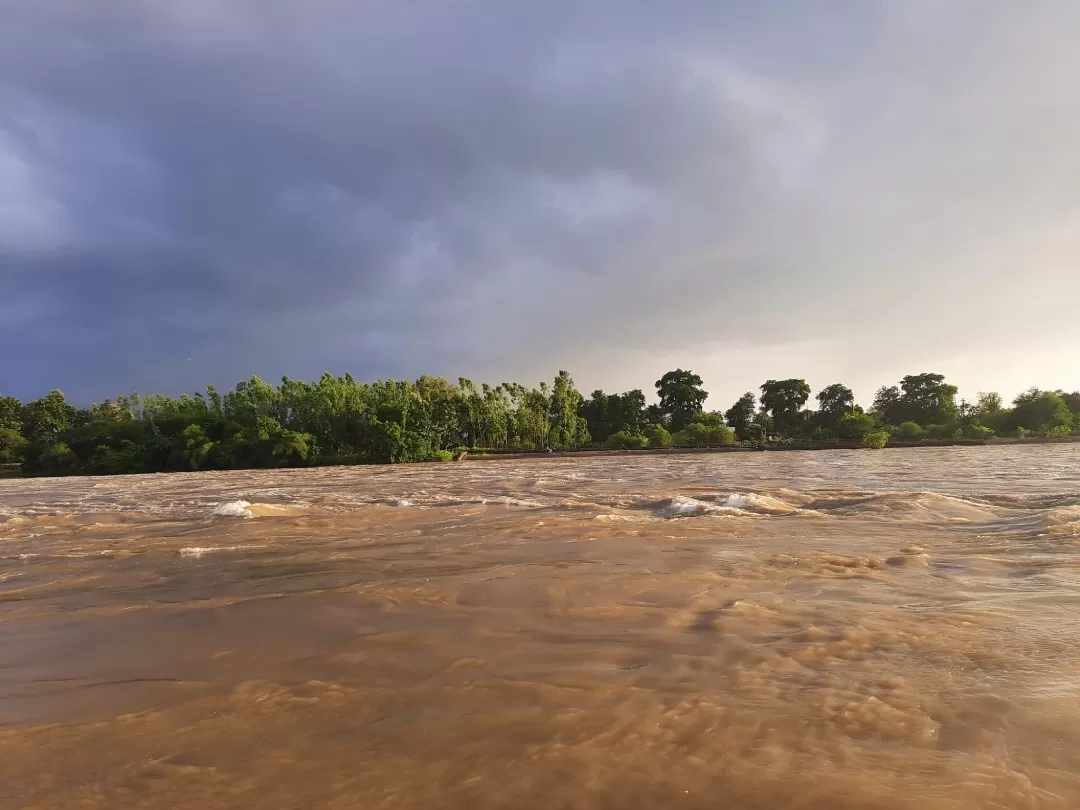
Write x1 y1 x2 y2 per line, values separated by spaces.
976 391 1003 416
1060 391 1080 418
224 376 279 428
0 395 22 432
815 384 855 422
655 369 707 431
0 429 28 465
414 375 464 451
580 389 647 442
759 379 811 435
611 389 647 436
1008 389 1073 436
835 412 878 441
897 373 958 426
871 385 902 424
21 390 77 445
973 391 1008 433
723 392 757 440
579 390 608 442
548 371 590 450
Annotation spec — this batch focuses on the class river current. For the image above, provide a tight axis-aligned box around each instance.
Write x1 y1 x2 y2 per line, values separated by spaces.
2 445 1079 808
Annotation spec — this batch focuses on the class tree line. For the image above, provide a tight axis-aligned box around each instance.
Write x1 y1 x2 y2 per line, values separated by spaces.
0 370 1077 477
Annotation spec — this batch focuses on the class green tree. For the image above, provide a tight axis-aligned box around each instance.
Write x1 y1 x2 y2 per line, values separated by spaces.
21 391 76 445
271 430 313 465
414 375 464 451
972 391 1008 434
0 395 22 432
655 370 707 431
836 411 878 441
27 442 79 476
1059 391 1080 434
898 373 958 426
169 424 215 471
1008 389 1073 436
0 429 28 464
548 371 590 450
579 390 609 442
581 389 648 442
723 392 757 441
224 376 279 429
62 414 152 475
9 365 1074 477
815 383 855 430
508 383 551 450
606 390 646 436
871 385 902 425
759 379 811 436
692 411 732 432
976 391 1003 415
1060 391 1080 415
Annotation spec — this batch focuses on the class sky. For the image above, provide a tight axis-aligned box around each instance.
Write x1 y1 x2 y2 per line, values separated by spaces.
2 1 1079 409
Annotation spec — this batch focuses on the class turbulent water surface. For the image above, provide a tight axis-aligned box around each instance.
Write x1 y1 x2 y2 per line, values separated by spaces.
2 445 1080 809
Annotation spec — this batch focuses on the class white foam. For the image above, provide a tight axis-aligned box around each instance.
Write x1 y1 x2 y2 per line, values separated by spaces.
721 492 799 515
665 495 747 517
392 499 414 508
180 545 255 557
479 496 543 508
210 500 254 518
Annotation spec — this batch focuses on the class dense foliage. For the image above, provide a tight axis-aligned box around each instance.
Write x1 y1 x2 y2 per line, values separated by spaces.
2 371 1077 477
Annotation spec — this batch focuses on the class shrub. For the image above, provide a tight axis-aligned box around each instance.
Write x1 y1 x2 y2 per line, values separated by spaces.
895 421 923 440
924 423 963 441
430 449 455 462
674 422 735 447
643 423 673 448
27 442 79 476
0 428 28 465
605 430 648 450
836 412 877 441
862 430 889 449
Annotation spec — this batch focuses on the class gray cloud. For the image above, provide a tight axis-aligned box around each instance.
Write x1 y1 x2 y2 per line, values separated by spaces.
2 1 1078 406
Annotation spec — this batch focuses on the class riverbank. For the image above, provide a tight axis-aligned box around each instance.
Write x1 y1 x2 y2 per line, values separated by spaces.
462 435 1080 462
2 437 1078 479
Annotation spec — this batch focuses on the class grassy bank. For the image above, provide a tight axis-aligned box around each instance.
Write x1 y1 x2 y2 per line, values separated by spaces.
461 435 1080 462
2 437 1077 479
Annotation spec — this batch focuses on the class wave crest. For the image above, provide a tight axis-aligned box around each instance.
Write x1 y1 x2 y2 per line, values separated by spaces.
210 500 254 518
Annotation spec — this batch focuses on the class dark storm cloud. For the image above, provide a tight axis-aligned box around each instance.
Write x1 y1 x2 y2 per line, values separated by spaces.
2 1 1079 404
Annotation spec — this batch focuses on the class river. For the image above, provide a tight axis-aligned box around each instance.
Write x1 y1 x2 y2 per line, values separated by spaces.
2 445 1079 808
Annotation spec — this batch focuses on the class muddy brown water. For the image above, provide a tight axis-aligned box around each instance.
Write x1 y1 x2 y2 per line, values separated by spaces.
1 445 1079 809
